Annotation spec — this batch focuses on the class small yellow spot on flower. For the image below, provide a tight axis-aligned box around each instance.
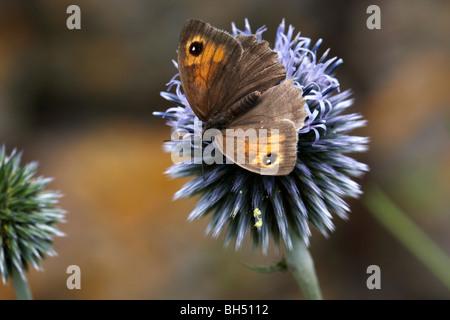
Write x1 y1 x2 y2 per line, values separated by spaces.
253 208 262 228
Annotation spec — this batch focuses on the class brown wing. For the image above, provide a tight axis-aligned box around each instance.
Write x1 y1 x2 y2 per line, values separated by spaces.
227 34 286 109
230 79 306 130
178 19 242 121
177 19 286 122
215 121 298 175
214 80 306 176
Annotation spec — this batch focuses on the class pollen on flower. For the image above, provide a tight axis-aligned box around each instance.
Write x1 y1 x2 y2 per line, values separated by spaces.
254 208 263 228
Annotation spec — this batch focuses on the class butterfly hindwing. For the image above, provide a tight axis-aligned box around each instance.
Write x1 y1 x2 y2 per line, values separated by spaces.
214 120 298 175
214 80 306 175
230 79 306 131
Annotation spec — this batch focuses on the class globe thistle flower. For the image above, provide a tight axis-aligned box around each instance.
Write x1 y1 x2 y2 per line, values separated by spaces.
0 146 66 285
154 19 369 253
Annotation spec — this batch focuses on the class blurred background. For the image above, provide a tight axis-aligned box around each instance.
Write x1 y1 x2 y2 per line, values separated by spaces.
0 0 449 299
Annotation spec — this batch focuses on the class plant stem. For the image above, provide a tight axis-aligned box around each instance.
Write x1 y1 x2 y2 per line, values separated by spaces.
11 268 32 300
364 184 450 291
285 232 323 300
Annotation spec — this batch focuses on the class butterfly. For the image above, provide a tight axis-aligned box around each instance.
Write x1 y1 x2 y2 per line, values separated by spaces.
177 19 306 175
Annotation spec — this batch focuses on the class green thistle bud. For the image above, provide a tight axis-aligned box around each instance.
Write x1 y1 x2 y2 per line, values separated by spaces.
0 146 66 284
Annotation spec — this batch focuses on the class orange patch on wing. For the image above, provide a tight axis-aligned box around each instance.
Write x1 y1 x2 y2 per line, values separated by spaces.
213 45 226 63
184 35 206 66
235 131 285 168
249 132 285 168
184 38 227 90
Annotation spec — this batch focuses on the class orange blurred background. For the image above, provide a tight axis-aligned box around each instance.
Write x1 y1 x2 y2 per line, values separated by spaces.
0 0 449 299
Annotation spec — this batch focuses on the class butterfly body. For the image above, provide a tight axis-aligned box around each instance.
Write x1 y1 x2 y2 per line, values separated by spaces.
177 19 306 175
204 90 261 131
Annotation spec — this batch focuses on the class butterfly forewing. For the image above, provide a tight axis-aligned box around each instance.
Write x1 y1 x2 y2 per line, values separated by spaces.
178 19 243 121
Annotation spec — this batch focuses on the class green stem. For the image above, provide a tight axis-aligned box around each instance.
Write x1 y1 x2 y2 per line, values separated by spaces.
285 232 323 300
11 268 32 300
364 184 450 291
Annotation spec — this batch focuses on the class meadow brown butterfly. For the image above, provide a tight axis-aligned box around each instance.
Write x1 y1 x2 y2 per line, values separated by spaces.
178 19 306 175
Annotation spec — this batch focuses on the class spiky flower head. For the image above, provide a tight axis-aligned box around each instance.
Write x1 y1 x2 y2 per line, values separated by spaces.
154 19 369 253
0 146 66 283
